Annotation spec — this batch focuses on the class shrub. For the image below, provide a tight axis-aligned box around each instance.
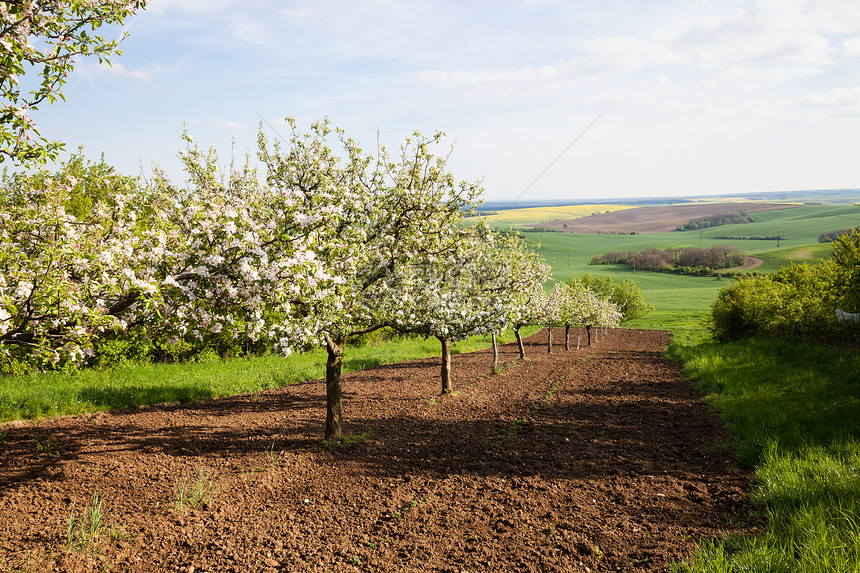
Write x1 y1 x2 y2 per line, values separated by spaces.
818 227 860 243
710 231 860 343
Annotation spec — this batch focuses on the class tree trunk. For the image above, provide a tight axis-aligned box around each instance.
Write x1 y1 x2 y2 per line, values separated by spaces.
515 327 525 359
324 335 347 443
577 331 581 350
547 327 553 354
586 325 592 346
564 326 570 351
438 336 453 394
491 332 500 371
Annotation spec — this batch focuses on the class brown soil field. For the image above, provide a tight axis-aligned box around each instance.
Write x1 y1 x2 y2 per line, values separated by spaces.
0 329 751 572
535 203 798 234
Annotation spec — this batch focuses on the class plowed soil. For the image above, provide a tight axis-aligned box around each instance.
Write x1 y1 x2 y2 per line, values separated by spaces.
535 202 798 234
0 329 751 572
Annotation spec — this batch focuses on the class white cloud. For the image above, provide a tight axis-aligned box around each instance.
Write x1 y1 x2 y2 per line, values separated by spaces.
669 105 716 117
206 118 248 130
418 0 852 99
673 3 834 73
841 36 860 59
800 87 860 109
79 61 174 81
716 66 824 83
416 36 684 98
580 35 686 75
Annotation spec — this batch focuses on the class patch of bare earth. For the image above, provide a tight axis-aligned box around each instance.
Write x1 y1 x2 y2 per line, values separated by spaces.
535 203 798 234
721 256 763 272
0 329 751 572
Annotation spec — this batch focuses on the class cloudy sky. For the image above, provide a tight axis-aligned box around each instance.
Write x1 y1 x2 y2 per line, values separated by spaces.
32 0 860 202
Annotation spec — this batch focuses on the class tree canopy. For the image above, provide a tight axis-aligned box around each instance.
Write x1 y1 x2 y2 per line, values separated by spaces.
1 0 147 165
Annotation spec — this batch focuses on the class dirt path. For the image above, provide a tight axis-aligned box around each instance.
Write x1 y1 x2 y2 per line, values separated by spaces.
721 256 763 272
0 329 750 572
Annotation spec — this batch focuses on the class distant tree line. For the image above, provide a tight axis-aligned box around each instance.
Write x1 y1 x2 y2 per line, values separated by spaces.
520 226 562 233
819 228 860 243
590 245 746 275
714 234 786 241
675 212 755 231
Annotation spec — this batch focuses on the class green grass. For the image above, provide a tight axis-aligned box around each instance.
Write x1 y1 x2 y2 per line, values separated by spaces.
174 466 218 512
668 337 860 572
753 242 834 273
65 492 106 553
0 327 540 423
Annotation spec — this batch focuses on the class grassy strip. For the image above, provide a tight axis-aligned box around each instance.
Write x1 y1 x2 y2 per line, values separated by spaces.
667 337 860 572
0 327 540 423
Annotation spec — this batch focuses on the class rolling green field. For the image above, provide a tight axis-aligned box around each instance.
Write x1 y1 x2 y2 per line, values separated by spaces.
521 203 860 273
511 203 860 332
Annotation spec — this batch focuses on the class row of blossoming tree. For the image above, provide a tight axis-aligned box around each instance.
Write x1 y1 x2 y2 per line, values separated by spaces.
0 119 625 441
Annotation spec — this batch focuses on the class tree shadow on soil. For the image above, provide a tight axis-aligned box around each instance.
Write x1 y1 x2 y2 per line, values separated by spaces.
1 329 729 505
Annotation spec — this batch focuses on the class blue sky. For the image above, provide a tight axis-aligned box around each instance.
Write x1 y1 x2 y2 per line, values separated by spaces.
31 0 860 202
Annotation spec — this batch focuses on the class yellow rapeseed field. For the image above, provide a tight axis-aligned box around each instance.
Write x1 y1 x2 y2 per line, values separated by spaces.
481 204 635 227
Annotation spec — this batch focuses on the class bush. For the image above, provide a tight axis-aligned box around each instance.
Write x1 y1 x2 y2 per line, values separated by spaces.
818 227 859 243
710 231 860 343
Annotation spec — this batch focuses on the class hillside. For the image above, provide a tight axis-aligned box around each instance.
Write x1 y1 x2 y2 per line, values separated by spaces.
532 203 799 234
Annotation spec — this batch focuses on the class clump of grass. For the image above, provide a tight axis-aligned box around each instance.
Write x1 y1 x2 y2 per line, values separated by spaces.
322 431 373 449
66 492 110 553
174 467 217 512
34 429 59 457
264 440 282 468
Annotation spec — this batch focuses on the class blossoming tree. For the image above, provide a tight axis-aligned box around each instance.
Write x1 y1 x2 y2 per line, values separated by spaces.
560 282 623 346
495 234 551 360
258 119 484 441
145 133 335 355
0 140 331 369
0 164 145 364
535 282 622 353
1 0 148 164
536 284 568 354
387 228 548 392
386 227 500 393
